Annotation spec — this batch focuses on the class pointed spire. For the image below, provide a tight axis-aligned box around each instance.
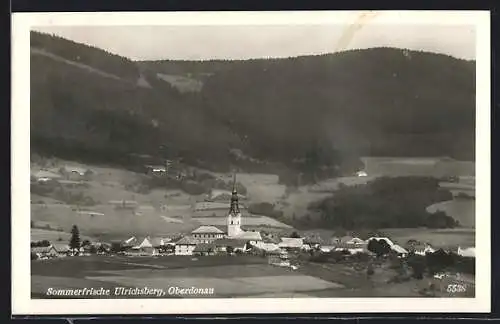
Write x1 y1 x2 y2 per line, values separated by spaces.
232 172 237 193
229 172 240 214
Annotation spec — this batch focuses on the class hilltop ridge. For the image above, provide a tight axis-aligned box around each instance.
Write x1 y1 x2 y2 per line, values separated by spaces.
31 31 475 182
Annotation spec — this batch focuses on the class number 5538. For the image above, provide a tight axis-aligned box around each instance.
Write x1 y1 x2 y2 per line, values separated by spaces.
447 284 466 293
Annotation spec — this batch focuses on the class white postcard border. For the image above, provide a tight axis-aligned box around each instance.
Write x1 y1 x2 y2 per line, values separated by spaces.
11 10 491 315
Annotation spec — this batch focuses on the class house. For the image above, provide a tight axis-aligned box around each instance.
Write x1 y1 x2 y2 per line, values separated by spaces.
213 238 248 253
174 236 199 255
406 242 436 256
122 236 137 248
32 170 62 183
191 226 225 243
268 249 290 267
31 245 59 259
145 165 167 176
457 246 475 258
278 237 304 250
60 166 92 180
366 237 395 247
320 245 336 253
346 237 366 246
391 244 408 257
329 237 341 245
356 171 368 177
193 243 216 256
232 231 262 246
303 237 322 250
133 237 159 256
252 241 281 253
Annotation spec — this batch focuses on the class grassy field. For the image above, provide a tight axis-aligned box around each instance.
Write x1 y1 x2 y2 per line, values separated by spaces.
31 228 96 243
380 228 475 249
361 157 474 178
299 227 475 250
31 255 341 298
427 200 475 228
31 254 473 298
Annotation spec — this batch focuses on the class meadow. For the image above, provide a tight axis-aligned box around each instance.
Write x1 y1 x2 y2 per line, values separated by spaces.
31 254 474 298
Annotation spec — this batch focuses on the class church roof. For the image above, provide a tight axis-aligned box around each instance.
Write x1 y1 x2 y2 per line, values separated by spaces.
213 238 247 248
233 231 262 241
191 225 225 234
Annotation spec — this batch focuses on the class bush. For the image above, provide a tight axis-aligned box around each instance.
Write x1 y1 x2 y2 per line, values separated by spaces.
307 176 458 230
367 239 391 257
407 254 426 279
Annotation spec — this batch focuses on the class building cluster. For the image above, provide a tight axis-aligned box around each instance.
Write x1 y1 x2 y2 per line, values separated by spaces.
31 174 476 262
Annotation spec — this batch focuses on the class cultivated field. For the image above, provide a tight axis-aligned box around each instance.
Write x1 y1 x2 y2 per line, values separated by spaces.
380 228 475 249
361 157 475 178
31 254 474 298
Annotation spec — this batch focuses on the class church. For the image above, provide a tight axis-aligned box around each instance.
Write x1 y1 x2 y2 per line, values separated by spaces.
187 175 262 247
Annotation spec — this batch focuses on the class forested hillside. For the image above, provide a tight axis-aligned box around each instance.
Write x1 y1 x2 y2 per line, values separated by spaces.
31 31 475 180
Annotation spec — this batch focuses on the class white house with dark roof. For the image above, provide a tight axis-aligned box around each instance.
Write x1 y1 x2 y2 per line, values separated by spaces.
191 225 225 243
278 237 305 250
457 246 475 258
32 170 62 182
174 236 199 255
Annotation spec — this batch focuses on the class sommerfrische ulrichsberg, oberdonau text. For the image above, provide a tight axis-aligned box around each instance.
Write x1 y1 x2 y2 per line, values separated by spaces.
46 287 166 297
45 286 216 297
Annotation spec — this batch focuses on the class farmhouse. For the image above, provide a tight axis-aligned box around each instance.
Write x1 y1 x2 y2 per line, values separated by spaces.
367 237 395 247
367 237 409 256
174 236 199 256
391 244 409 257
31 245 59 259
191 226 225 243
60 166 92 180
213 238 248 253
320 246 336 253
32 170 62 183
408 243 436 256
193 243 216 256
278 237 304 250
356 171 368 177
457 246 475 258
252 241 281 253
145 164 167 176
303 237 322 250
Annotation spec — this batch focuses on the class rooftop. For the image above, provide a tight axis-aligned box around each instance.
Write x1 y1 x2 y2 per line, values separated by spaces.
193 243 216 253
175 236 200 245
233 231 262 241
213 238 247 248
191 225 225 234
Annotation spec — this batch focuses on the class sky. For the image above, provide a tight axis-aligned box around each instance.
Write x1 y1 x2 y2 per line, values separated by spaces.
32 24 476 61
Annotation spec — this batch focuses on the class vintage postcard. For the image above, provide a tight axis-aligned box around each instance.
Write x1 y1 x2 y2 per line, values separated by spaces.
11 10 491 315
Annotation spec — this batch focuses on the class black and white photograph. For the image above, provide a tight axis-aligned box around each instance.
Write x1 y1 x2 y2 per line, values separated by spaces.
11 10 491 314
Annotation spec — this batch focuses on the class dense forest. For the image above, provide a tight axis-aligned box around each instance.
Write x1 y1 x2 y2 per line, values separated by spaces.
30 31 475 179
306 177 458 230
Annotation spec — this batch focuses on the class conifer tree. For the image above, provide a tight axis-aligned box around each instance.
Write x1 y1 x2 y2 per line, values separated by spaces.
69 225 81 254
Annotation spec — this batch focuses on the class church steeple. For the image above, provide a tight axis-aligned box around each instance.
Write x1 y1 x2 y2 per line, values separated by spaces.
229 173 240 214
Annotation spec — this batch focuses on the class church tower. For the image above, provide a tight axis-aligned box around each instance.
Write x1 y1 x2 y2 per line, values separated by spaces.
227 173 242 237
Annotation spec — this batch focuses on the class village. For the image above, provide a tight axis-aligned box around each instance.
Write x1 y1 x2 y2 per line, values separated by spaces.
31 168 475 292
